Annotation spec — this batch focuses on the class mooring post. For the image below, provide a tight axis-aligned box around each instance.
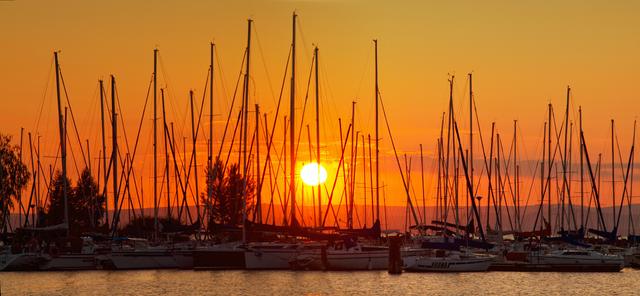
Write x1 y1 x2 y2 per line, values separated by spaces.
321 245 329 271
388 234 403 274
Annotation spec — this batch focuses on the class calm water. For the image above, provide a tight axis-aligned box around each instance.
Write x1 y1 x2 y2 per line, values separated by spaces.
2 269 640 295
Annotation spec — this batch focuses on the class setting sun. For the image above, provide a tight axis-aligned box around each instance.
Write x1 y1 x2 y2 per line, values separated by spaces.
300 163 328 186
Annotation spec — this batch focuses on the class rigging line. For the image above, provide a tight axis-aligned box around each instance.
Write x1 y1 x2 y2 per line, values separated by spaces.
181 72 210 200
516 119 540 180
379 93 420 227
614 129 633 230
407 156 423 224
216 48 247 161
318 55 341 142
266 123 287 221
295 16 313 63
519 109 549 227
214 46 231 110
321 123 352 227
353 45 372 99
549 106 578 228
58 66 88 169
520 158 541 222
257 46 292 193
471 97 500 223
583 158 598 228
164 124 193 224
496 137 516 231
518 122 545 222
34 55 54 134
65 114 81 178
83 83 101 140
222 107 243 177
158 54 187 135
293 51 316 161
115 76 152 202
582 131 608 232
252 23 278 105
114 84 132 155
109 75 153 225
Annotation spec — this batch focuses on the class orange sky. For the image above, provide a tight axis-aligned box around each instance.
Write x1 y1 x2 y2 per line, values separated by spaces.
2 1 640 226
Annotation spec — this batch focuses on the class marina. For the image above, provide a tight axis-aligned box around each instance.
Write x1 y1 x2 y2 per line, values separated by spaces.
2 11 640 275
3 1 640 294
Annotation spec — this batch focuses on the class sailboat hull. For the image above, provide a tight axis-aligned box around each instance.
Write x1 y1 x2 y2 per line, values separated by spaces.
244 249 297 270
109 251 179 270
404 256 492 272
40 254 98 271
0 252 43 271
193 248 245 269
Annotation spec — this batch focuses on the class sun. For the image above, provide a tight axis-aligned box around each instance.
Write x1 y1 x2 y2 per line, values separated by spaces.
300 163 328 186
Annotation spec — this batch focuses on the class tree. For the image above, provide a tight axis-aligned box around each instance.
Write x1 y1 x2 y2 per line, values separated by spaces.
203 159 255 226
0 134 30 232
73 168 105 230
45 168 104 235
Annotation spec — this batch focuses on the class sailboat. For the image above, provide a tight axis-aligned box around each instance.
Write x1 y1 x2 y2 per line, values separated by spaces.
528 249 624 272
289 239 389 271
107 237 178 270
403 249 493 272
39 236 100 271
0 244 44 271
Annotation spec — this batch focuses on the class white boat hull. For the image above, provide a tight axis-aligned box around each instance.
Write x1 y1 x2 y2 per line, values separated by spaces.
244 249 297 270
404 255 492 272
530 255 624 266
291 248 393 270
325 251 388 270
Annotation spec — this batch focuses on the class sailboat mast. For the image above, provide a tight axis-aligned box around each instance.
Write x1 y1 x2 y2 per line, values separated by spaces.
562 87 570 230
189 91 200 223
161 89 170 218
541 121 547 231
111 75 118 230
547 103 552 233
242 18 252 242
612 119 615 229
209 42 215 219
255 103 261 223
314 46 321 228
99 79 109 228
290 12 297 225
469 73 473 227
579 106 584 227
514 120 519 230
420 144 425 225
368 134 374 224
374 39 380 222
349 101 356 229
53 52 69 235
630 121 637 235
153 48 159 239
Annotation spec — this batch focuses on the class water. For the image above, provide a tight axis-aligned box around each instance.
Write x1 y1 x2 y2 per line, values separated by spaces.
2 269 640 295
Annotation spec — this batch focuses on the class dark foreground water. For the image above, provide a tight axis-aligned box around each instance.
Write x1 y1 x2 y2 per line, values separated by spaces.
2 269 640 295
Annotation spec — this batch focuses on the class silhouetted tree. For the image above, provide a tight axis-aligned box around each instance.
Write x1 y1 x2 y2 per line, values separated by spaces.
45 168 104 235
203 160 254 226
0 134 30 232
44 171 72 226
74 168 105 230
